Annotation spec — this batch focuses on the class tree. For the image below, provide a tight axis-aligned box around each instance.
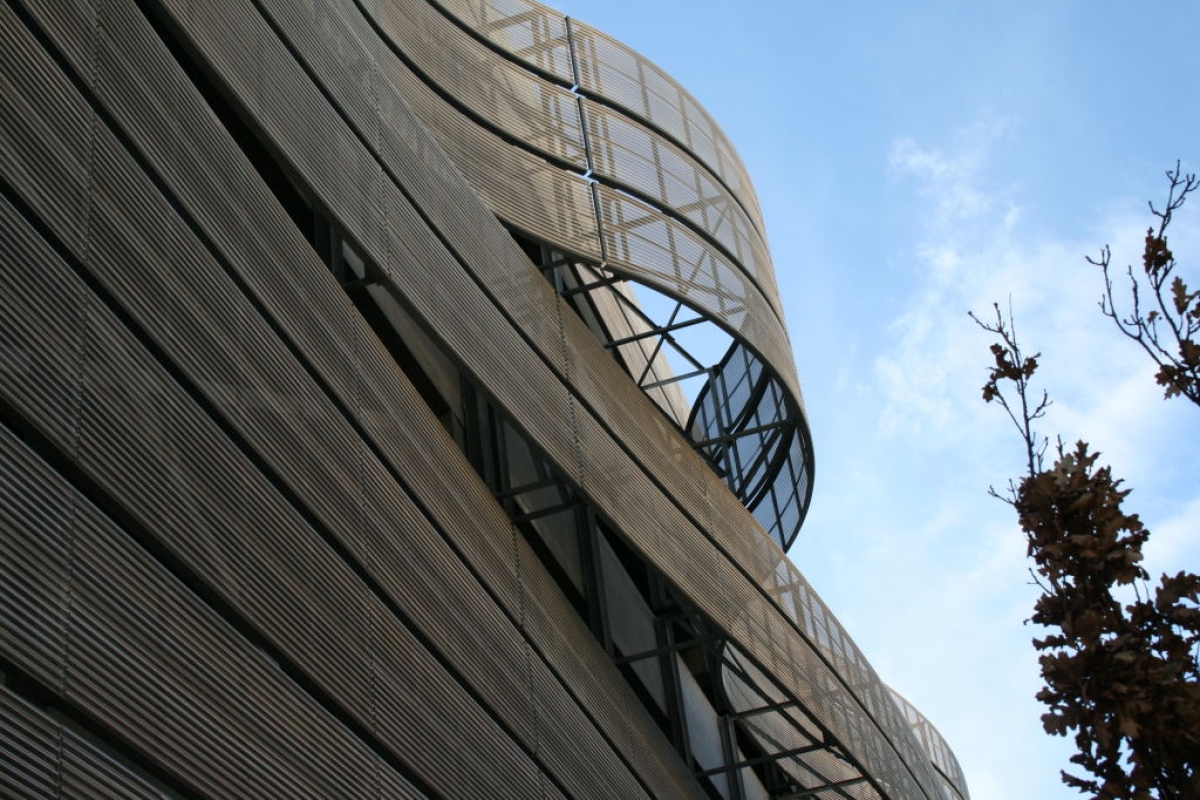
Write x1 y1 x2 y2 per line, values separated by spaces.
1091 162 1200 407
970 165 1200 799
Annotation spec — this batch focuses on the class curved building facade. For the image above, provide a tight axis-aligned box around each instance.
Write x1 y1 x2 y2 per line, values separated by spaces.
0 0 968 797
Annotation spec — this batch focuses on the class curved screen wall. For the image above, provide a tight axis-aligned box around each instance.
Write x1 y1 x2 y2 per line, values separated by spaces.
889 689 970 800
1 0 968 798
431 0 766 231
355 0 811 550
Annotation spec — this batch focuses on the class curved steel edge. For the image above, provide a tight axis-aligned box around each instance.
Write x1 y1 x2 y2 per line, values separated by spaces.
415 4 966 796
888 689 970 800
354 0 815 549
358 0 785 329
430 0 766 236
369 1 961 794
342 1 961 795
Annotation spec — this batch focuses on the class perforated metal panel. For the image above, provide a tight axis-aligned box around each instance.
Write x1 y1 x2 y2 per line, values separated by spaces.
0 0 967 797
583 99 780 306
374 0 587 168
433 0 576 82
362 0 794 392
890 689 970 800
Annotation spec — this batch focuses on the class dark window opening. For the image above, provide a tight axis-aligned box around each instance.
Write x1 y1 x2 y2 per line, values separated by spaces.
140 11 819 791
136 0 316 243
144 2 465 441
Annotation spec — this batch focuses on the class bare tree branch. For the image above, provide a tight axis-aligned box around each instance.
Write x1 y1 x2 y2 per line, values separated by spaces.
1089 161 1200 405
970 164 1200 799
968 299 1051 481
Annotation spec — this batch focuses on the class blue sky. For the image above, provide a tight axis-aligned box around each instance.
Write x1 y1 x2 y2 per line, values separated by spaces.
555 2 1199 797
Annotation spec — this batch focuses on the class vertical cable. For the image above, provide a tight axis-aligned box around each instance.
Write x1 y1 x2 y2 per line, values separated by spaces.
60 8 104 794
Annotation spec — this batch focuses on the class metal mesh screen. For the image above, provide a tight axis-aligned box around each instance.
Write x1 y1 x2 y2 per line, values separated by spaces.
890 689 970 800
432 0 575 81
431 0 776 249
595 184 799 397
0 0 967 797
373 0 587 168
568 18 763 229
364 0 798 406
583 99 780 306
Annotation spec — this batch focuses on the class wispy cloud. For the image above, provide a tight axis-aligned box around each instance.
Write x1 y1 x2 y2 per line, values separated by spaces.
866 122 1200 797
1143 494 1200 579
877 123 1199 475
889 117 1009 230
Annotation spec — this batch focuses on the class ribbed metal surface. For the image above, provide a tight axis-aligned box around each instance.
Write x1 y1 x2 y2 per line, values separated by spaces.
360 0 812 557
0 687 64 799
0 418 424 798
16 32 638 800
355 0 604 260
431 0 763 230
0 2 93 262
371 0 587 167
595 184 800 398
348 9 936 786
565 19 764 229
377 56 604 261
3 1 703 796
362 1 794 389
155 0 942 791
582 99 779 306
890 690 969 800
432 0 575 82
1 686 165 800
0 0 966 796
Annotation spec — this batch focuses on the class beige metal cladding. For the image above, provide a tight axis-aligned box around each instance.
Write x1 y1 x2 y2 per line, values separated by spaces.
373 0 588 168
1 0 965 797
889 689 970 800
361 0 797 402
3 1 700 795
594 184 800 397
582 99 784 313
168 0 935 792
368 25 606 260
433 0 765 230
432 0 577 82
569 20 765 229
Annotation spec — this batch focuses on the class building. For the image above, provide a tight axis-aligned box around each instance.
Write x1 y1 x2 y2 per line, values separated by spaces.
0 0 969 797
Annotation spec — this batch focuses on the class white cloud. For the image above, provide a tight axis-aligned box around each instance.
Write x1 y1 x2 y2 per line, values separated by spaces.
1143 494 1200 579
890 138 990 226
889 116 1013 230
864 123 1200 798
877 124 1200 469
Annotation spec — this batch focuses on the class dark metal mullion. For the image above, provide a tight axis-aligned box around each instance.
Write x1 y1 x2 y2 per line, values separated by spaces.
716 715 746 799
697 741 828 778
613 634 719 666
511 499 579 524
602 315 705 348
633 301 682 387
640 366 709 392
656 616 693 767
559 274 623 297
777 776 871 799
576 505 613 656
494 475 561 500
693 419 788 450
717 655 848 766
650 576 692 768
